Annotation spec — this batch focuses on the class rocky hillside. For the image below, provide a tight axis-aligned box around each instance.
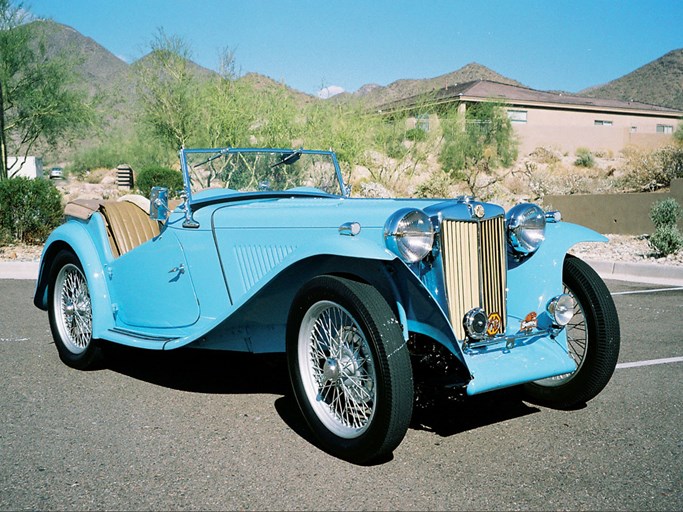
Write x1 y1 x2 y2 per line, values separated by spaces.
580 49 683 110
30 20 683 113
26 20 313 135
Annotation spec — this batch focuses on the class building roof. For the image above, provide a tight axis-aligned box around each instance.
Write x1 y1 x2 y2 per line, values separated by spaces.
377 80 683 118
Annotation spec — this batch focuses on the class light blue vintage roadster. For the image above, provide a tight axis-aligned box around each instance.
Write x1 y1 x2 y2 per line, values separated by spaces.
34 147 620 463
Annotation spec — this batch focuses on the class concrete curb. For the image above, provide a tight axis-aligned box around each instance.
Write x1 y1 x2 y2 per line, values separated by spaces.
1 259 682 287
0 261 39 280
583 259 683 287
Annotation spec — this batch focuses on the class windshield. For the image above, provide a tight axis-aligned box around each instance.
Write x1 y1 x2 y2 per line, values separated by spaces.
181 148 344 197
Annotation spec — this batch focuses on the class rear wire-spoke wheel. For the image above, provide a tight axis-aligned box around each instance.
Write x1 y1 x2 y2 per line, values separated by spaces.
287 276 413 464
48 250 102 369
524 255 620 408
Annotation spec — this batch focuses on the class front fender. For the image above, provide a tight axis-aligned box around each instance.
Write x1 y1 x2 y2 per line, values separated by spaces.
507 221 606 319
33 219 115 338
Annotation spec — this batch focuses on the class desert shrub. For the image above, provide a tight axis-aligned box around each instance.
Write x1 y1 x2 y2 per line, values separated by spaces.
574 147 594 168
414 171 454 198
674 123 683 146
649 225 683 256
529 146 560 164
619 145 683 191
373 120 409 160
650 197 682 228
0 177 63 244
136 166 184 198
658 145 683 182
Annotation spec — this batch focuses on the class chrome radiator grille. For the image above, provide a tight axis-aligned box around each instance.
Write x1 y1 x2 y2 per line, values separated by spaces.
440 217 507 340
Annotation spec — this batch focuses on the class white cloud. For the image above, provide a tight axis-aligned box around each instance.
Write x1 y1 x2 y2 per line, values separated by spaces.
317 85 345 99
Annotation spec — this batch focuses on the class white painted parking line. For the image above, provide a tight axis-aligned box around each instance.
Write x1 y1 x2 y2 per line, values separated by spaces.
616 356 683 369
611 286 683 296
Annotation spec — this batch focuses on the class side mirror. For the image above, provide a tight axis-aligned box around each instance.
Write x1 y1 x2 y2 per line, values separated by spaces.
150 186 169 221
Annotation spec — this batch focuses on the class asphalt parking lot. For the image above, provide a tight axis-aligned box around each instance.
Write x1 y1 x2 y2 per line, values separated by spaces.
0 278 681 511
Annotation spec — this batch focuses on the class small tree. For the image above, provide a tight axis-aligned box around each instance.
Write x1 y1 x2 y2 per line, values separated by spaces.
439 101 517 197
0 1 95 179
195 48 253 148
134 29 200 151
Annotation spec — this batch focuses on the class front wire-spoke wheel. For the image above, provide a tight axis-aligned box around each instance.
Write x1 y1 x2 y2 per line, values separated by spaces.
288 276 413 464
524 255 620 408
300 300 377 439
48 250 103 369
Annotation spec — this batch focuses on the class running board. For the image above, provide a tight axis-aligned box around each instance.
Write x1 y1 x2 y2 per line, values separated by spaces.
107 327 178 345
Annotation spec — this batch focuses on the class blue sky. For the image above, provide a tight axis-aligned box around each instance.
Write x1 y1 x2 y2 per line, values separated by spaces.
26 0 683 98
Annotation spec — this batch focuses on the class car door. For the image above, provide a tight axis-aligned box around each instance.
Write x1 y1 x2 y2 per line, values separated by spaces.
108 231 200 329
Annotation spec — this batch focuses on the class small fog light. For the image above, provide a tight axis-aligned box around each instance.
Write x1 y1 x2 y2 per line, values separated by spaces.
547 294 575 326
463 308 488 340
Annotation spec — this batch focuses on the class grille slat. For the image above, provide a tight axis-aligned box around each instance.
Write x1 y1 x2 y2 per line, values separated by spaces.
441 217 507 340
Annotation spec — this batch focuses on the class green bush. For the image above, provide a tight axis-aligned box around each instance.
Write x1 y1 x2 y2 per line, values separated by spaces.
405 127 427 142
649 225 683 256
649 198 683 256
650 197 682 229
136 166 184 199
574 147 595 168
0 177 63 244
68 144 122 177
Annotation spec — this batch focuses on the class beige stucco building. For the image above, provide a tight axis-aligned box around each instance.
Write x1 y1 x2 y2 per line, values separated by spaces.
378 80 682 156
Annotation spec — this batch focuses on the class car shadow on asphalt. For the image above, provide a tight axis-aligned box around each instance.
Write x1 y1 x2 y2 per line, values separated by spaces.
102 344 541 452
102 345 290 395
410 387 541 437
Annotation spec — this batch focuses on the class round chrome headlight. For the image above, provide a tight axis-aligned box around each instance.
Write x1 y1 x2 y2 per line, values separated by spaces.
384 208 435 263
506 203 546 255
463 307 488 340
547 294 575 326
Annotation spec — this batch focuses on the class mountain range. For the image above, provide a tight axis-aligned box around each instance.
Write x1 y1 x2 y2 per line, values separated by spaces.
30 20 683 118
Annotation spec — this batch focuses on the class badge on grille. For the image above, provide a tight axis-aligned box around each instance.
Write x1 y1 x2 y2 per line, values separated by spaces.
474 204 485 218
486 312 501 336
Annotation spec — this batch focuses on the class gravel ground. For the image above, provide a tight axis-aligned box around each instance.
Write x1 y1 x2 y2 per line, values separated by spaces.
1 234 681 265
569 234 683 266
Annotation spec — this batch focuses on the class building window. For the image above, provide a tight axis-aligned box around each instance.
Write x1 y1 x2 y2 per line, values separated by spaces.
656 124 673 134
594 120 613 126
630 126 637 133
507 110 527 123
416 114 430 132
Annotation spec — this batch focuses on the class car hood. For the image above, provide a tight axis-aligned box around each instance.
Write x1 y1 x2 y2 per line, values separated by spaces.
201 196 505 230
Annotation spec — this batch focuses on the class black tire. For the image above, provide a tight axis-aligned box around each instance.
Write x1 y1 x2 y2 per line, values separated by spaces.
287 275 413 464
524 255 620 408
48 250 103 370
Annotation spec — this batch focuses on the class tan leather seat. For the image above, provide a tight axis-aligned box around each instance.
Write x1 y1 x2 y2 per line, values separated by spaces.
100 201 160 257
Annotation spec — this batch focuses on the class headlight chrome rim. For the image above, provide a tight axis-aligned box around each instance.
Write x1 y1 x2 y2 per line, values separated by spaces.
506 203 546 255
384 208 435 263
